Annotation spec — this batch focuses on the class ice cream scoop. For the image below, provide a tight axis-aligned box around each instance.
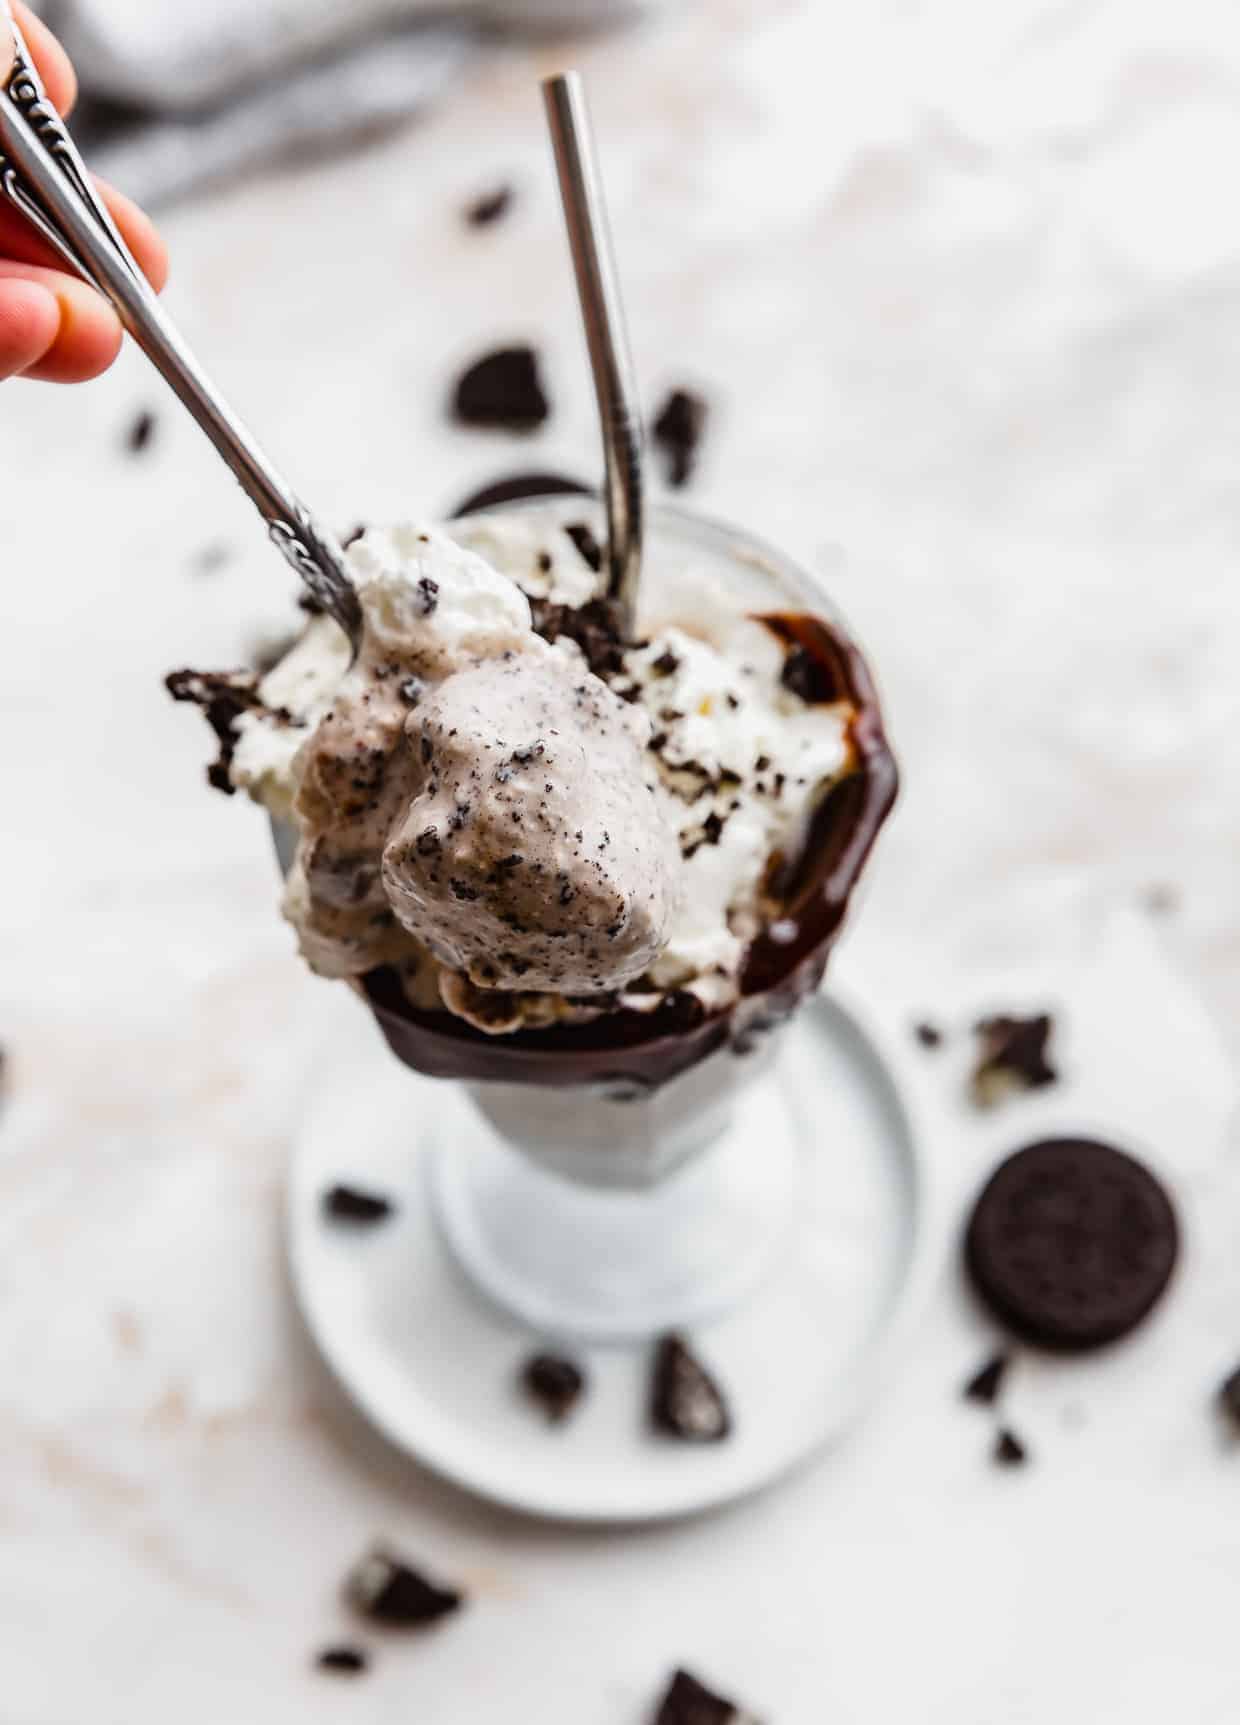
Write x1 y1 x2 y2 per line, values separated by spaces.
382 652 679 993
275 522 677 996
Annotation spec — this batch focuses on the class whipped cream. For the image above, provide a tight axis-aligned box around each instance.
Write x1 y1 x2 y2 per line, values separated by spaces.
621 626 851 995
231 615 349 816
470 512 855 1009
175 504 859 1033
450 513 599 609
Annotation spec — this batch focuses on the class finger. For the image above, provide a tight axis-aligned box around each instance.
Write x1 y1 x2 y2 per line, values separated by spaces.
0 180 168 291
0 277 60 379
94 179 170 292
0 259 122 382
11 2 78 118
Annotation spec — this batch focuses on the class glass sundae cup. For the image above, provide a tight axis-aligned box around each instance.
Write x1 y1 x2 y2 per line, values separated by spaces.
272 496 897 1341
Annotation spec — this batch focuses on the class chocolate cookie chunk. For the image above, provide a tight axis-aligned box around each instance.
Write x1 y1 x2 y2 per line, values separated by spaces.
528 595 625 678
164 667 294 794
652 388 708 488
520 1352 586 1423
452 346 549 432
344 1547 463 1628
650 1334 732 1442
970 1012 1057 1106
965 1138 1179 1351
564 521 603 573
653 1667 755 1724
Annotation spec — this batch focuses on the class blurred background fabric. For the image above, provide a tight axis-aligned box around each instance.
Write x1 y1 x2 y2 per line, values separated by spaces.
34 0 660 205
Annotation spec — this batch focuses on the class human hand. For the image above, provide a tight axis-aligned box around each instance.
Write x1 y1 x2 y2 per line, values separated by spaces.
0 2 167 382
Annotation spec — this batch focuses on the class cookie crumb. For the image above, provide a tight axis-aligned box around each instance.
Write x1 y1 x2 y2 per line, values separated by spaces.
994 1427 1029 1467
463 184 514 227
528 595 625 681
322 1184 394 1225
1217 1363 1240 1429
126 409 157 454
963 1351 1009 1406
315 1645 368 1675
652 388 708 488
520 1352 586 1423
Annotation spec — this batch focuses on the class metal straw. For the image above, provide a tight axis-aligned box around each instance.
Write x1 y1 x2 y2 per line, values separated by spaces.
542 72 644 635
0 10 361 647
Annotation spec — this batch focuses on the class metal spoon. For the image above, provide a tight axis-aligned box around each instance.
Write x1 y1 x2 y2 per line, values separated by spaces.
0 11 361 647
542 71 644 636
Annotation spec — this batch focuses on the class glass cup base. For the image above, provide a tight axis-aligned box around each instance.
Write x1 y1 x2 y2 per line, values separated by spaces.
426 1063 801 1343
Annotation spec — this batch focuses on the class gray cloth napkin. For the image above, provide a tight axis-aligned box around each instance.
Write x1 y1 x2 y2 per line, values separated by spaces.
36 0 654 207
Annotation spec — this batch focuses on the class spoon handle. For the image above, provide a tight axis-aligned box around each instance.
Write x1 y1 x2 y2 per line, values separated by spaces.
0 14 360 644
543 72 644 636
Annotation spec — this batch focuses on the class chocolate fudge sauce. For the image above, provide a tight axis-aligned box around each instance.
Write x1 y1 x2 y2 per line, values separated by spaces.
361 591 897 1091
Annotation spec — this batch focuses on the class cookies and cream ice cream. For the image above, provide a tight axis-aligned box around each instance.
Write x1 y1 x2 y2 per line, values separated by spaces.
168 503 866 1037
243 524 678 1004
382 652 674 993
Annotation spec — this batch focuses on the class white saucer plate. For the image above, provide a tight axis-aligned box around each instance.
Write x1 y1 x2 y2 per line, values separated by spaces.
286 989 934 1523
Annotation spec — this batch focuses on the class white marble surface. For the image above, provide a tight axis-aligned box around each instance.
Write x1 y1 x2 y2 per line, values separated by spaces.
3 1 1240 1717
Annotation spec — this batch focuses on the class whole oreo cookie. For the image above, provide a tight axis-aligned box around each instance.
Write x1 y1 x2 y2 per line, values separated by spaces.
965 1137 1179 1351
